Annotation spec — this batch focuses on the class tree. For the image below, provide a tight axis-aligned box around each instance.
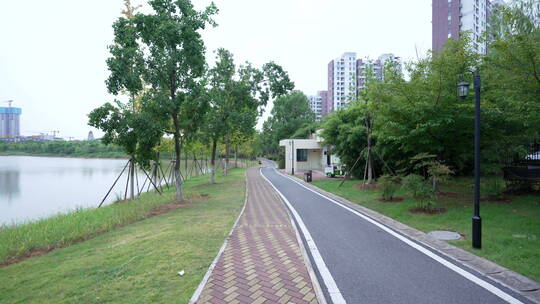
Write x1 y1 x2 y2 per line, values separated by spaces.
89 0 166 200
368 37 479 174
482 0 540 153
320 101 369 178
206 49 259 182
290 121 319 139
205 50 294 182
266 91 315 144
105 0 218 201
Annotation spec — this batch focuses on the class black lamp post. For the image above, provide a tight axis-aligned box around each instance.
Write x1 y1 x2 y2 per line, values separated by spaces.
457 71 482 249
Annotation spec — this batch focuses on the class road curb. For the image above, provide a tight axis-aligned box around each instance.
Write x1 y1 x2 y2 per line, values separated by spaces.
288 174 540 304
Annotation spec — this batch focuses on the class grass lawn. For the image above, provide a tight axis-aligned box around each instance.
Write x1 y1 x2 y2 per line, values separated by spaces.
312 177 540 282
0 168 246 304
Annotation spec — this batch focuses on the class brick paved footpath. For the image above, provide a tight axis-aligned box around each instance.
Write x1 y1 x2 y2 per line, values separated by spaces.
195 168 319 304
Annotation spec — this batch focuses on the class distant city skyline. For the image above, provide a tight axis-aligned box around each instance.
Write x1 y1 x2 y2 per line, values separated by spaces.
0 0 432 139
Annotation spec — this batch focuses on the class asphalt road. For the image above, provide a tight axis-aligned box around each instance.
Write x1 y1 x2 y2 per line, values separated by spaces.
260 166 533 304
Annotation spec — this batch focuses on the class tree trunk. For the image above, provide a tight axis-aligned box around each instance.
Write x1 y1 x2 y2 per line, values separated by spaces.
184 150 188 178
234 145 238 168
129 159 135 200
210 138 217 184
224 137 230 176
172 114 183 202
366 116 374 184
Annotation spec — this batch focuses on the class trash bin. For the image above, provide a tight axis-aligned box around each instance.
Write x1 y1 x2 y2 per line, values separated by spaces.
304 170 312 182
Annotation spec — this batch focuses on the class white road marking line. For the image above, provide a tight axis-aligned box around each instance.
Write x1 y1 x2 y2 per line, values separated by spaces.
260 168 347 304
270 168 525 304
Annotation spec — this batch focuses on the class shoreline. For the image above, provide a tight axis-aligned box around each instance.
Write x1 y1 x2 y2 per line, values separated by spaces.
0 152 128 160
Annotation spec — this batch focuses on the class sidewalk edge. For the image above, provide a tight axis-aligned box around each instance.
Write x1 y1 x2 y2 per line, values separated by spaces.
259 167 329 304
188 170 249 304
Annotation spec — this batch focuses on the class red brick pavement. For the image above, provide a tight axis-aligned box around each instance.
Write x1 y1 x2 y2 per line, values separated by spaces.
195 168 319 304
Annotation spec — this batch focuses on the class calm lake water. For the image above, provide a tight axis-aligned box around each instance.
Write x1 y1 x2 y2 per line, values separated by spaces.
0 156 151 226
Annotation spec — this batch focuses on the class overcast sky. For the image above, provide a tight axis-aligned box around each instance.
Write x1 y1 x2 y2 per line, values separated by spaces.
0 0 431 139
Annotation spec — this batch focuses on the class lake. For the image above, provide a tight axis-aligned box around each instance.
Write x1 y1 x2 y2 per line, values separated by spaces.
0 156 154 226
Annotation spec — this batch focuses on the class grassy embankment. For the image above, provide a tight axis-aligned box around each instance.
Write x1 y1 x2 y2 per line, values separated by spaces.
0 168 247 303
312 177 540 282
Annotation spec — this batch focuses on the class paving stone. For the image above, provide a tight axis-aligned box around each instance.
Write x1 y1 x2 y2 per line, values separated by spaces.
427 230 462 241
489 270 540 292
196 168 319 303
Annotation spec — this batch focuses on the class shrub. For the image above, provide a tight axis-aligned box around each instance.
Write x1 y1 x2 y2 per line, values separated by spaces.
379 174 401 200
402 174 424 197
483 176 506 200
428 163 453 194
402 173 438 211
415 185 437 211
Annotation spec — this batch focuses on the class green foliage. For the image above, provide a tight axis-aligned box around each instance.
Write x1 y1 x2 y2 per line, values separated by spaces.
204 48 293 179
0 141 124 157
415 191 437 211
321 101 369 178
290 122 319 139
428 162 453 193
401 174 424 197
378 174 400 200
269 92 315 140
483 176 507 200
92 0 219 200
258 92 314 157
88 99 167 168
482 0 540 153
368 38 479 174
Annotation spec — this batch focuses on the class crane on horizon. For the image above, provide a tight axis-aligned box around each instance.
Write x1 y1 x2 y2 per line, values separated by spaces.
3 100 14 107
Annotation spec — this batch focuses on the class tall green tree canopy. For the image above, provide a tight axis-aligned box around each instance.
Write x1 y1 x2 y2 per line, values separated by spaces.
268 91 315 140
260 91 315 157
368 38 479 174
321 101 369 178
483 0 540 146
90 0 218 201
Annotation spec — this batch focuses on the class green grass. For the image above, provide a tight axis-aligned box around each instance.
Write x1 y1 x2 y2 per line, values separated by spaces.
312 177 540 282
0 168 246 303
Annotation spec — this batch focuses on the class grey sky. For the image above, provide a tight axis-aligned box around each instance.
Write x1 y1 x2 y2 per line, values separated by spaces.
0 0 431 139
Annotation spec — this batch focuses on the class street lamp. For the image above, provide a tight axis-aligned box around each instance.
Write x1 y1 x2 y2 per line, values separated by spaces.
457 71 482 249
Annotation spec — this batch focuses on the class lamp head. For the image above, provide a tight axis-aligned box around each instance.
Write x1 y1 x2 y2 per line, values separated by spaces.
457 82 470 99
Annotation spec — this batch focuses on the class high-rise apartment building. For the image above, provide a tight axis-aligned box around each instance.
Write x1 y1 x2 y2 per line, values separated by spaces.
308 94 323 122
433 0 494 54
320 52 402 116
328 52 358 111
308 91 330 121
357 54 402 91
0 106 22 138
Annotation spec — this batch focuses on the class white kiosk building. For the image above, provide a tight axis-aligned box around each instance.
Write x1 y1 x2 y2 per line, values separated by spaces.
279 133 341 176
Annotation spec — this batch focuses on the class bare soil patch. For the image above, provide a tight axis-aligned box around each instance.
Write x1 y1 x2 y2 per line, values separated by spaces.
482 197 513 204
355 183 379 190
439 191 466 199
378 197 404 203
148 201 191 216
409 207 447 215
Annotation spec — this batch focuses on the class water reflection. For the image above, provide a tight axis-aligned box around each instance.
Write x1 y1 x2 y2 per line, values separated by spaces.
0 156 148 225
0 170 21 202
